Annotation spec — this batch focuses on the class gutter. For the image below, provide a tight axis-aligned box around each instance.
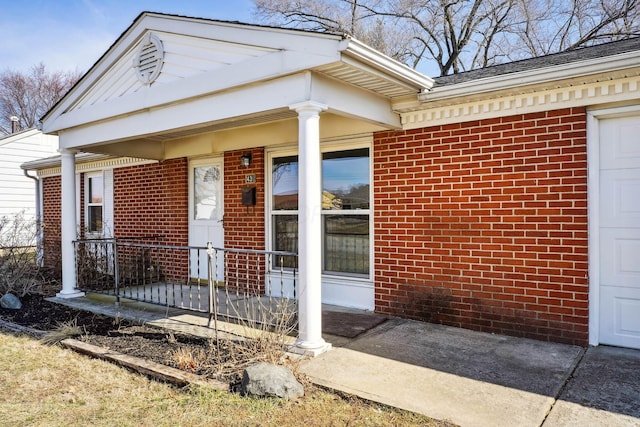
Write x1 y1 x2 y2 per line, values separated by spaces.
23 169 43 267
23 169 40 223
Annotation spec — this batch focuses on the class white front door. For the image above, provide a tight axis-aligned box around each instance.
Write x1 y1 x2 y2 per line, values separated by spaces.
189 157 224 282
599 114 640 349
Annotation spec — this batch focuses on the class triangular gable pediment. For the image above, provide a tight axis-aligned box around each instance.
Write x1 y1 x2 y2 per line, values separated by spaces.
69 30 278 112
46 13 347 129
43 12 431 140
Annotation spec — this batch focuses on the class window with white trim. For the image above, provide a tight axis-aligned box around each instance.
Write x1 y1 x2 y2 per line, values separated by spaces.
270 146 371 277
85 173 104 234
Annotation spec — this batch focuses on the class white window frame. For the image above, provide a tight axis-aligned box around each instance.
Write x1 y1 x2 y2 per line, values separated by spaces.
266 138 374 281
84 171 105 237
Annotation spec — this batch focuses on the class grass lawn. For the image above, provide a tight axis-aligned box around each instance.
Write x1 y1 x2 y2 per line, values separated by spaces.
0 331 444 426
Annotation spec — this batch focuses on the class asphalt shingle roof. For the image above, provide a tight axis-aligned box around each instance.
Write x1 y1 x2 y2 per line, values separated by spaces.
433 37 640 87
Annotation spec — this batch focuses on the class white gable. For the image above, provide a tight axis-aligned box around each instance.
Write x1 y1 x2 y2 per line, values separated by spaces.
69 30 277 112
42 12 431 155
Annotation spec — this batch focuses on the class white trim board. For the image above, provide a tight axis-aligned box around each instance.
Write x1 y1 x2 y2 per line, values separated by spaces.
587 104 640 347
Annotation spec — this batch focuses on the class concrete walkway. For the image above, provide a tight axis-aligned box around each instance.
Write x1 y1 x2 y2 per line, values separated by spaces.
304 318 640 427
50 295 640 427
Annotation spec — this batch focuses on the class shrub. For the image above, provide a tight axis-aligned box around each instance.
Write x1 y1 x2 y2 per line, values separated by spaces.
0 213 41 297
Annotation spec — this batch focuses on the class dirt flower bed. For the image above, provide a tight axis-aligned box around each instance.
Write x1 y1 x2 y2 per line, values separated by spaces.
0 294 455 426
0 294 286 386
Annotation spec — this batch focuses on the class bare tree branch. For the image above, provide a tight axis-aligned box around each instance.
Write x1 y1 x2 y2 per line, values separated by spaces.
251 0 640 76
0 64 81 136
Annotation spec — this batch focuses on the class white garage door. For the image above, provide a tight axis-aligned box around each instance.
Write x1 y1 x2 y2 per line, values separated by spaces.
599 115 640 349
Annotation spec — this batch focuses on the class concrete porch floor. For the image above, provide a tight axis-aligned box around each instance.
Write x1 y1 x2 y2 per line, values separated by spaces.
49 293 640 427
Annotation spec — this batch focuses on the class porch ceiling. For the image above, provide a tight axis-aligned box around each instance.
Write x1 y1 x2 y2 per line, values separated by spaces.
70 110 388 161
141 109 297 142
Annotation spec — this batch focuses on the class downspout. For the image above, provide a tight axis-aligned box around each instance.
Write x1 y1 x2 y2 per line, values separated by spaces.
23 169 43 266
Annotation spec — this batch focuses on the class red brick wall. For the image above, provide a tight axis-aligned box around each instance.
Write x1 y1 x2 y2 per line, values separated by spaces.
223 148 265 250
42 175 62 271
114 159 189 281
223 148 266 293
374 107 589 346
113 159 188 245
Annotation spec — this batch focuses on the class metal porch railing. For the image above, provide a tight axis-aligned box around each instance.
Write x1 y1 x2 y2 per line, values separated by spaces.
73 237 298 332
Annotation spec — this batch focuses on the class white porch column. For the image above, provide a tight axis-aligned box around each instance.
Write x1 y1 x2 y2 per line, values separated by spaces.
57 148 84 298
290 100 331 356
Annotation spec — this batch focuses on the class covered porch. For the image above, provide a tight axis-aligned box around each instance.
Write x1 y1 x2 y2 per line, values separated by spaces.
39 13 432 354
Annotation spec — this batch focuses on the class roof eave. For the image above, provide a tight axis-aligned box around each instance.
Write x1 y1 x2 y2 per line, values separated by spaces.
20 152 117 171
339 37 434 92
421 50 640 102
0 128 40 144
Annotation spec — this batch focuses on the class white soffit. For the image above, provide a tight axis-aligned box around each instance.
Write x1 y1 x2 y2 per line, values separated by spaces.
316 37 434 99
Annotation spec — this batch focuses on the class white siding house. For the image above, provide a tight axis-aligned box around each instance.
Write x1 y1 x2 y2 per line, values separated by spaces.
0 129 58 219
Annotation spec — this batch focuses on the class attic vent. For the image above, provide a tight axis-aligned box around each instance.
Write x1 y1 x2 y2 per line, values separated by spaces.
133 33 164 85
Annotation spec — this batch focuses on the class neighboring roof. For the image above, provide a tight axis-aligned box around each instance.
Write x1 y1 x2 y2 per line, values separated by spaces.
0 128 40 146
434 37 640 87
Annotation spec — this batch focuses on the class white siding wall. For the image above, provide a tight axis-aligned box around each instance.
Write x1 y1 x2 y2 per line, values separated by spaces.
0 130 58 219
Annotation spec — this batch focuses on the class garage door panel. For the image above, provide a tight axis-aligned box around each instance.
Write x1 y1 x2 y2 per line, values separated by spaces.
598 114 640 350
600 169 640 228
600 116 640 170
600 229 640 288
600 287 640 349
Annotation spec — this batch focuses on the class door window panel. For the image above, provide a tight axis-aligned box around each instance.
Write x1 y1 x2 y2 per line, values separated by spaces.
194 165 221 220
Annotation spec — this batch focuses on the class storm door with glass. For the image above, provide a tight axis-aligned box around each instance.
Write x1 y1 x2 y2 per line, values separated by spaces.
189 158 224 283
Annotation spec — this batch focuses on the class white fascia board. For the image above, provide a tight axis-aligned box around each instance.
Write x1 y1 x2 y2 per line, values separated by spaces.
339 37 434 91
142 14 344 53
422 51 640 102
43 49 340 134
57 73 312 149
310 73 400 128
20 152 116 171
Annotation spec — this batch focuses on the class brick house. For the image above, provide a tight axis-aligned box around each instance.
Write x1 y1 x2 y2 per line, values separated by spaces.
23 12 640 352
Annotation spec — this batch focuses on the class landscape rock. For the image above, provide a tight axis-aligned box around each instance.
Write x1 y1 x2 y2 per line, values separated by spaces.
241 362 304 400
0 293 22 310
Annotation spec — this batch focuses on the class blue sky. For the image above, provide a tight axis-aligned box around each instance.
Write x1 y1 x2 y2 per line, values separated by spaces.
0 0 255 73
